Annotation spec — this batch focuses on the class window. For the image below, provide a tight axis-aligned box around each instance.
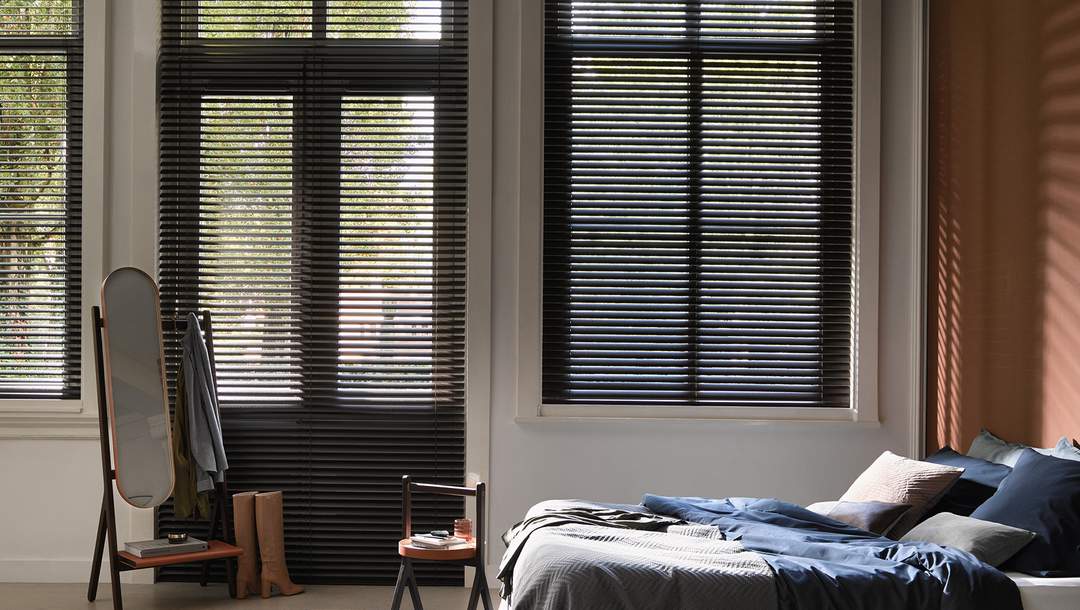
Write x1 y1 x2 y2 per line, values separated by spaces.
542 0 856 410
158 0 467 584
0 0 83 400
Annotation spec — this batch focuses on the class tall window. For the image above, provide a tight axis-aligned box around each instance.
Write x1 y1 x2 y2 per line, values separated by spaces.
158 1 467 584
0 1 82 400
542 0 856 409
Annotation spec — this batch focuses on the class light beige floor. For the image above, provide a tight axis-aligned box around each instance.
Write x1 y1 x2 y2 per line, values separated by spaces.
0 582 492 610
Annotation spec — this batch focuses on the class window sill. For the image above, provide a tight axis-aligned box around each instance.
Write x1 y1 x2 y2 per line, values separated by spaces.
516 404 880 426
0 408 99 440
0 399 84 414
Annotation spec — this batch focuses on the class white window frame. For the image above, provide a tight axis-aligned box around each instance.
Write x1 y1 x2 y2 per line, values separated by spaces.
0 0 106 438
514 0 883 423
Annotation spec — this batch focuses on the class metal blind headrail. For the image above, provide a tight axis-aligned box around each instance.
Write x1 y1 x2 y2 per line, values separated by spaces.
542 0 855 408
0 0 83 400
157 0 467 585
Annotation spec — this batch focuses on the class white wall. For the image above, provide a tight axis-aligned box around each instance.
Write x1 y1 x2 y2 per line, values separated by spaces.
0 0 927 584
0 439 150 583
482 0 926 576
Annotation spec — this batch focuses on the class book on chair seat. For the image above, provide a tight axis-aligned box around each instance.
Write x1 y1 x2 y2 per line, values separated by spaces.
124 537 208 558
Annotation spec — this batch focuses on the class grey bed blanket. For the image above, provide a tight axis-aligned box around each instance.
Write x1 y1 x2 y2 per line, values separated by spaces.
501 501 777 610
499 500 685 598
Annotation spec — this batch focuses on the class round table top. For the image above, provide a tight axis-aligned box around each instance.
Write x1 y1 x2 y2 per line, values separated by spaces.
398 539 477 561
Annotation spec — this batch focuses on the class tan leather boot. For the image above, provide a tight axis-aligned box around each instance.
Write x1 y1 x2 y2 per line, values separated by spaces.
255 491 304 598
232 491 260 599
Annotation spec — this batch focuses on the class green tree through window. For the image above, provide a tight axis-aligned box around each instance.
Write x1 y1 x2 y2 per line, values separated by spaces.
0 0 81 399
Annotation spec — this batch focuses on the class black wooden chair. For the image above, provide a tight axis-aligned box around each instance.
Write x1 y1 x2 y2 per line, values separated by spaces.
392 475 494 610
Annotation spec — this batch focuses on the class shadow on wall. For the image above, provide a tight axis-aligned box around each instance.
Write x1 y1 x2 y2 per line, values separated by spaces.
927 0 1080 452
1037 0 1080 443
927 0 971 453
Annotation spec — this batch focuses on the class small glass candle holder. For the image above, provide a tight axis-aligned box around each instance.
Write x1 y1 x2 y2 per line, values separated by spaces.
454 518 473 541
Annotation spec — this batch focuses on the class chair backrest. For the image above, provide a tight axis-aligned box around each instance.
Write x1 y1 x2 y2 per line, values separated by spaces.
401 475 488 566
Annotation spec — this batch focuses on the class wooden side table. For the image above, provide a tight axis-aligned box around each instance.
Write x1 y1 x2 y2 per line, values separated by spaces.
391 476 494 610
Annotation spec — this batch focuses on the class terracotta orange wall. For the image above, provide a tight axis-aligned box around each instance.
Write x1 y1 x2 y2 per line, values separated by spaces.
927 0 1080 452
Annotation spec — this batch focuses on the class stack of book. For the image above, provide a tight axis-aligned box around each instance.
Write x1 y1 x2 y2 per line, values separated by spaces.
124 537 208 558
409 534 469 550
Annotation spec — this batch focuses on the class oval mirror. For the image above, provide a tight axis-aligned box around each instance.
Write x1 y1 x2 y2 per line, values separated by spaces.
101 267 174 508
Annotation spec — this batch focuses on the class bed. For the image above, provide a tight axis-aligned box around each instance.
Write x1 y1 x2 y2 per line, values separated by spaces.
498 497 1071 610
1008 573 1080 610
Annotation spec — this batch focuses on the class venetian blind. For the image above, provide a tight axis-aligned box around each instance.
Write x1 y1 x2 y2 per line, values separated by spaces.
543 0 855 408
0 0 83 400
157 0 467 584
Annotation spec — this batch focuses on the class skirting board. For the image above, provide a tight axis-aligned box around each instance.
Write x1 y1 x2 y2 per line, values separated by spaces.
2 559 494 589
4 559 490 589
0 559 150 584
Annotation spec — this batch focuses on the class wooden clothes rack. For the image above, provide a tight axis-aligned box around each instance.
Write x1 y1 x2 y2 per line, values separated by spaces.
87 308 242 610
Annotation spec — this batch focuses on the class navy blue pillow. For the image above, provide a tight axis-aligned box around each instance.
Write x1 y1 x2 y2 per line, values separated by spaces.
924 447 1012 516
971 448 1080 576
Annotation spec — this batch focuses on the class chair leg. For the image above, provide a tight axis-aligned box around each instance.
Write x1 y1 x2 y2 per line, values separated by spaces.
479 569 494 610
467 575 481 610
391 561 408 610
88 503 107 601
404 560 424 610
467 567 493 610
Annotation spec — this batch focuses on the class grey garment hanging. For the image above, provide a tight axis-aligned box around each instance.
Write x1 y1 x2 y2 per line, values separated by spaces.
182 312 228 492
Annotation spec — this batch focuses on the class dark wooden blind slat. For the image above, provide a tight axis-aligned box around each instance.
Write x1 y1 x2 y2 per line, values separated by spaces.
0 0 83 400
157 0 467 585
543 0 855 408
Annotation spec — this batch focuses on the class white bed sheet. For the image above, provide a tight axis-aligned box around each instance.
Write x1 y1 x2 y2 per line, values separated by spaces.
1008 572 1080 610
500 576 1080 610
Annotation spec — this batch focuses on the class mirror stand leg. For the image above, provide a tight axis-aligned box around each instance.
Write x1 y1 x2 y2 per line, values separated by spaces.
103 494 123 610
87 502 107 601
106 545 123 609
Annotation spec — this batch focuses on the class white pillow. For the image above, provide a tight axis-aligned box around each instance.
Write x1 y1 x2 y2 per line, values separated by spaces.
806 501 837 515
1051 437 1080 462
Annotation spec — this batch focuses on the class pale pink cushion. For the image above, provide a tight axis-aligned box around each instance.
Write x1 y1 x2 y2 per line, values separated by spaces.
840 450 963 537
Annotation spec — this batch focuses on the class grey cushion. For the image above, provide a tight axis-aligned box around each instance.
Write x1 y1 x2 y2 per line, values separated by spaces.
823 501 912 536
901 512 1036 567
807 501 912 536
966 429 1052 467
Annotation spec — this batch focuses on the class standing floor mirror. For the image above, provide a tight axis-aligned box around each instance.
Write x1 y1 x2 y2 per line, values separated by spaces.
100 267 174 508
88 267 241 610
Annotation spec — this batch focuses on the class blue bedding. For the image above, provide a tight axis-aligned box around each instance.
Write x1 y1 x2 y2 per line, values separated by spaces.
642 495 1023 610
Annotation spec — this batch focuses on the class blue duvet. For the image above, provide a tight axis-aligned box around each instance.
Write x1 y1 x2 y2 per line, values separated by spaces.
643 495 1023 610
